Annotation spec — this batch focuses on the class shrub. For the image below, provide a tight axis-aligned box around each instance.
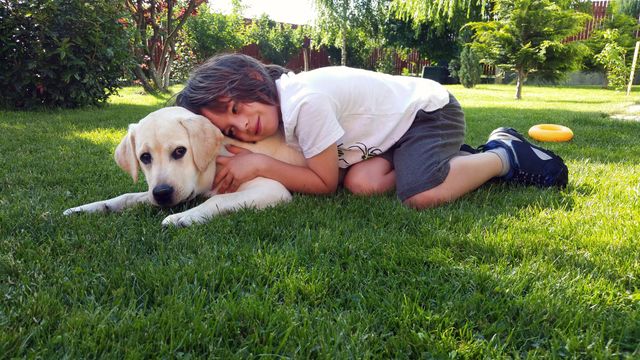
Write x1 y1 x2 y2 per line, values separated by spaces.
594 29 629 90
583 7 637 84
0 0 131 108
184 6 246 62
458 46 481 88
448 58 461 82
246 15 306 67
172 6 246 82
375 49 396 74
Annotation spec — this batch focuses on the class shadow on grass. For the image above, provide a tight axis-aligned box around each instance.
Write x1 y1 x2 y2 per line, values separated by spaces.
281 189 637 353
0 102 635 223
541 99 619 105
2 101 640 356
195 190 638 356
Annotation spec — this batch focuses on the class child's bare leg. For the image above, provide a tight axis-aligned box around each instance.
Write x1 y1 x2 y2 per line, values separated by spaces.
344 156 395 195
404 152 502 209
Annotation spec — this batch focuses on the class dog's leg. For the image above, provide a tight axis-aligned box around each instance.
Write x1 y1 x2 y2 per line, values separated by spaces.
63 192 150 215
162 178 292 227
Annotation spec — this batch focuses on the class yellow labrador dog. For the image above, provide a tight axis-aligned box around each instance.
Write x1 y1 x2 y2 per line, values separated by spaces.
63 106 305 227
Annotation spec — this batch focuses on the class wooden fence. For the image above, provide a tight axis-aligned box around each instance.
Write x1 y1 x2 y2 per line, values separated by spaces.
240 44 432 75
565 0 610 42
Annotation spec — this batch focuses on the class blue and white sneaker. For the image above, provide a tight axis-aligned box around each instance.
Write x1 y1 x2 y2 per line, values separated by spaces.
460 143 479 154
481 127 568 188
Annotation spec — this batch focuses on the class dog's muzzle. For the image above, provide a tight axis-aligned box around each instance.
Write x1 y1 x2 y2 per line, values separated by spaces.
153 184 175 206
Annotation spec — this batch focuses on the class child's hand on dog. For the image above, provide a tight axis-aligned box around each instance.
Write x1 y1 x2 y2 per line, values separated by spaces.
215 144 266 194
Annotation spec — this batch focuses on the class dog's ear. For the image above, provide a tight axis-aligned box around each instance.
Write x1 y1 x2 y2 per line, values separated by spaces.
114 123 139 182
179 115 223 172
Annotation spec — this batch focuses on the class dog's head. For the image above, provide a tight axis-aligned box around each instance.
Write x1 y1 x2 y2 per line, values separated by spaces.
114 106 223 207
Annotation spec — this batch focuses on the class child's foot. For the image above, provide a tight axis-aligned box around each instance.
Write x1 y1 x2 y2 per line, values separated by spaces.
481 127 568 188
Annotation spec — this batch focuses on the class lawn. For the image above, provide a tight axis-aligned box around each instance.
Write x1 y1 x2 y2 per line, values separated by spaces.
1 84 639 358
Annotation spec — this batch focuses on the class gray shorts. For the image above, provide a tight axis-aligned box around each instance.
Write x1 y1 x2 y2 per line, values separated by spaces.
380 93 465 201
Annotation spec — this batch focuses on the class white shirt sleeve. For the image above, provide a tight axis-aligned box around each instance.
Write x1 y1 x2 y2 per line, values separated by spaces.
290 94 345 158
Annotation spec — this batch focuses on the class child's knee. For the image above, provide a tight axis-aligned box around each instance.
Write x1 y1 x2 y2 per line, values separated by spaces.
344 171 390 195
344 174 375 194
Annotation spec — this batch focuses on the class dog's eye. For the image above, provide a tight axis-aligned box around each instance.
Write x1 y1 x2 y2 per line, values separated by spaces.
140 153 152 164
172 146 187 160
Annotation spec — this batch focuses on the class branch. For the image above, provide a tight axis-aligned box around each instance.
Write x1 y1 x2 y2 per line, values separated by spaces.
166 0 206 43
160 0 206 69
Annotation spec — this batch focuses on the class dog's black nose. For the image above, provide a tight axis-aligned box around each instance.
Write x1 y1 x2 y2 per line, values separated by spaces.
153 184 174 205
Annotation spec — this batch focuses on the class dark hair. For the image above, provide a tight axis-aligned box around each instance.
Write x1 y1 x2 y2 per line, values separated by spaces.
175 54 290 114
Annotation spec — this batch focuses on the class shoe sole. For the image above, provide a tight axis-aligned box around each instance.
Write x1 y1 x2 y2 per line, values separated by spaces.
552 161 569 188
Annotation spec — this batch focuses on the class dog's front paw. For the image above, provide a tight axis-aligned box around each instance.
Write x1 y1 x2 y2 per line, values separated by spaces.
162 210 209 227
63 203 103 215
63 206 82 216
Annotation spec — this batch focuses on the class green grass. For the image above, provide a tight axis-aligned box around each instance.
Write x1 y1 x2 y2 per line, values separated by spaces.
1 85 640 358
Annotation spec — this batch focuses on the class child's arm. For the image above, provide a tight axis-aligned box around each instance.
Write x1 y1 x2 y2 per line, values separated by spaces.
215 144 339 194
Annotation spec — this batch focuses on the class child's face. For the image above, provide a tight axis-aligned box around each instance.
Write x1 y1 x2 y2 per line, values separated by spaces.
200 100 279 142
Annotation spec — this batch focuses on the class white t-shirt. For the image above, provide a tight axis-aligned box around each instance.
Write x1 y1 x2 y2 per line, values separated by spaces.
276 66 450 168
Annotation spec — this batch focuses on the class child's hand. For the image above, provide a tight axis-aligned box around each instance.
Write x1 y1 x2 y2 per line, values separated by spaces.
214 145 266 194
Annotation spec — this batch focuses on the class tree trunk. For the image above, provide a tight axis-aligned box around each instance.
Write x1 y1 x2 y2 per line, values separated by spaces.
515 68 526 100
495 66 503 84
341 33 347 66
149 62 167 93
162 53 173 90
303 48 309 71
133 65 156 94
126 0 205 93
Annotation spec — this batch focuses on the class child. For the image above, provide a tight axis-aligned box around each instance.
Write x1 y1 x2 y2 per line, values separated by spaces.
175 54 568 209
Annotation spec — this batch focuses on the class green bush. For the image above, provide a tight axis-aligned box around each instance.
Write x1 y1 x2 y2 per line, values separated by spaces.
246 15 306 67
0 0 131 108
375 49 396 74
620 0 640 18
458 46 481 88
594 29 629 90
181 5 246 63
448 58 461 82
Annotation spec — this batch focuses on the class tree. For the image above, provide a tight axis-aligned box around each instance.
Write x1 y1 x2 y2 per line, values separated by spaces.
466 0 589 99
382 0 488 66
182 1 246 62
594 29 629 90
390 0 587 26
458 46 481 88
382 16 460 66
390 0 491 28
125 0 207 93
246 14 307 66
0 0 130 108
173 3 246 82
312 0 386 66
584 1 639 87
619 0 640 18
